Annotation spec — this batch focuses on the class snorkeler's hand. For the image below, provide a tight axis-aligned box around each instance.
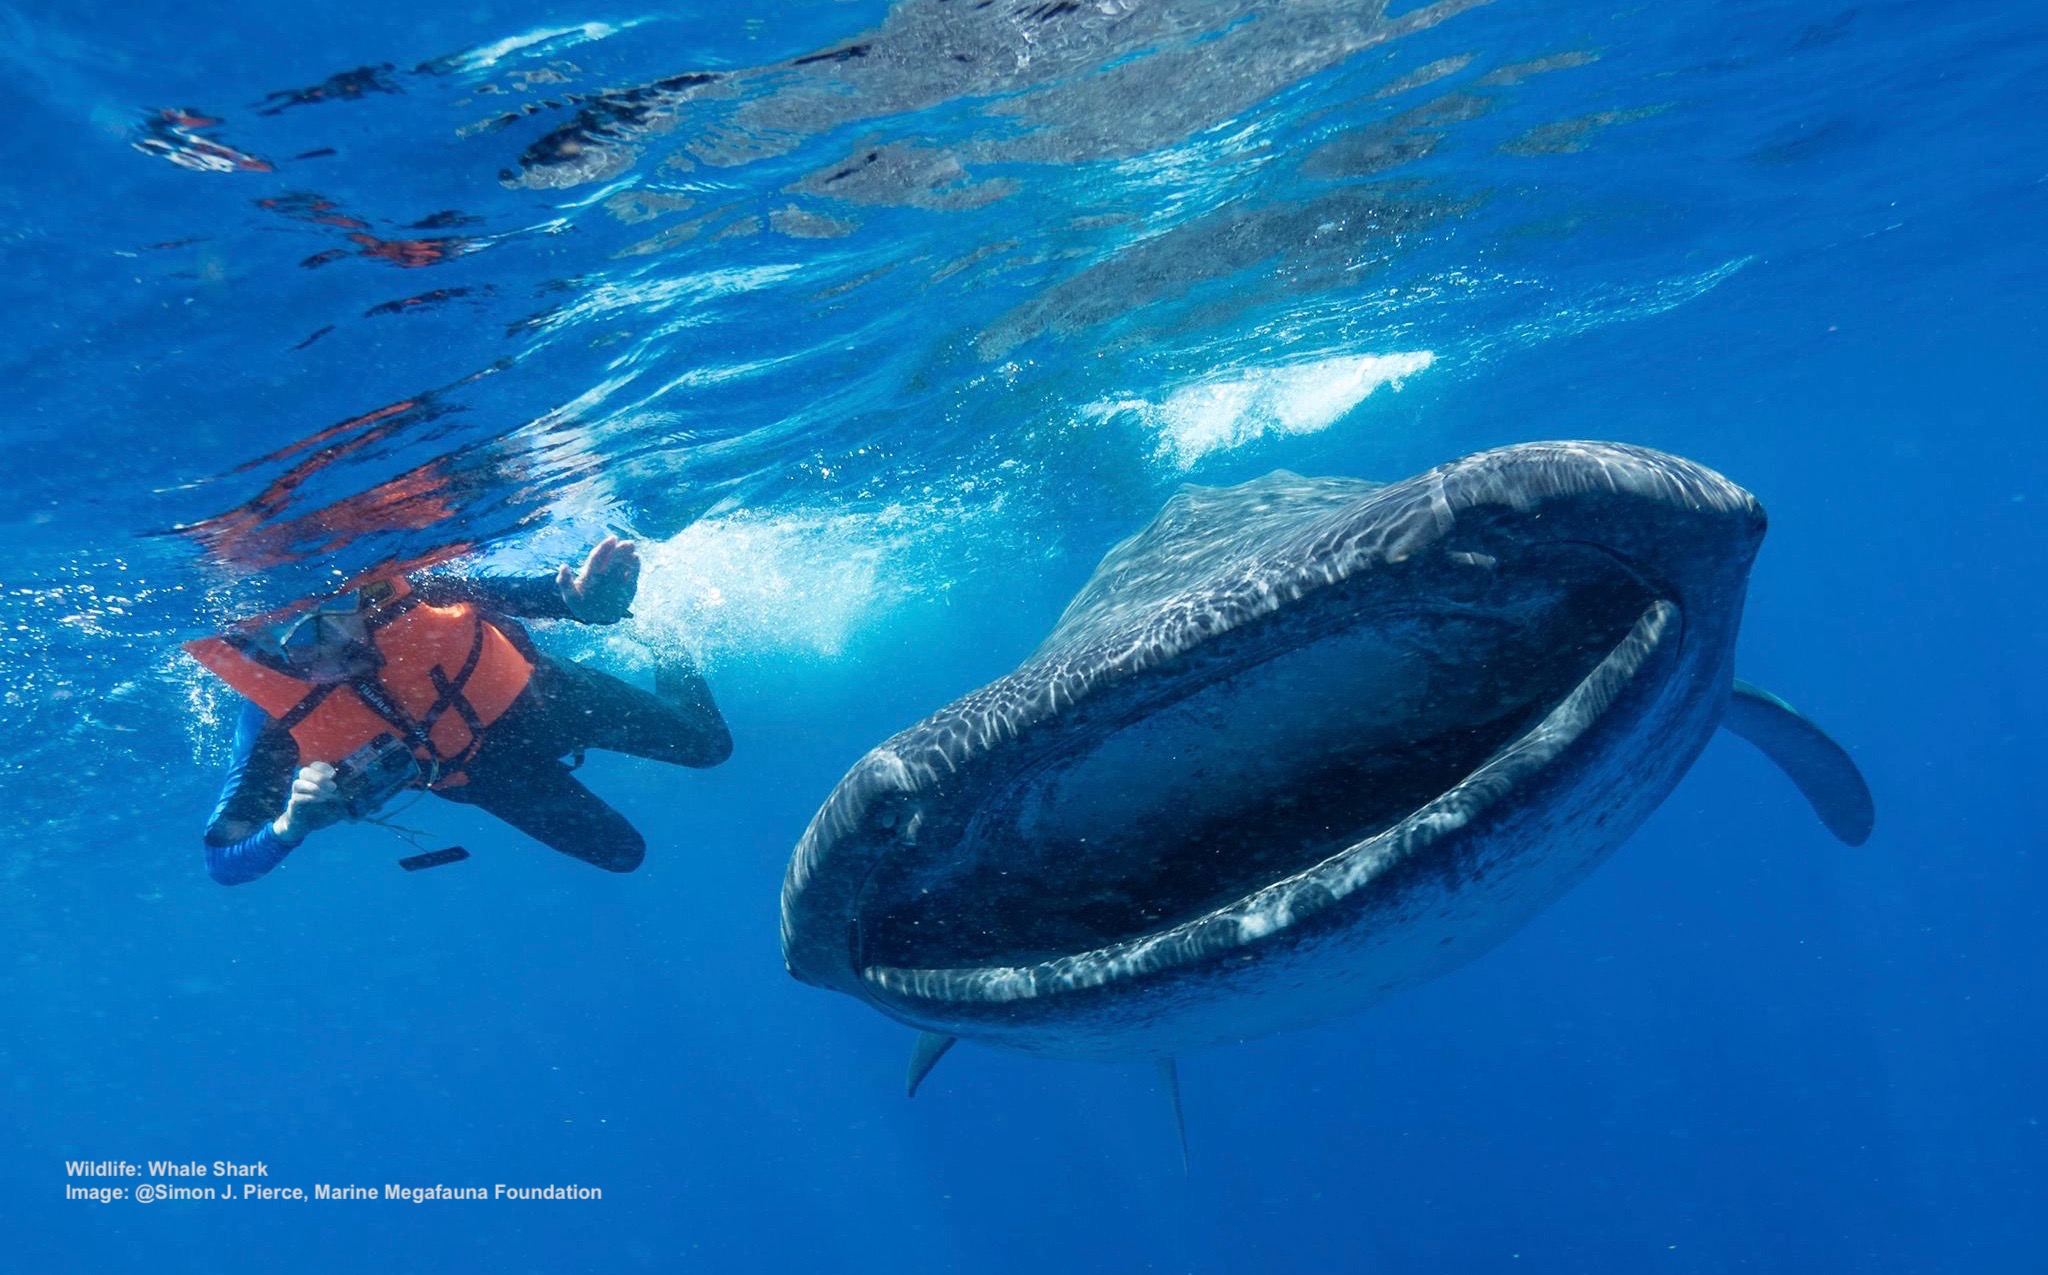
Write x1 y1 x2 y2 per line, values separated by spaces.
272 762 345 844
557 534 640 624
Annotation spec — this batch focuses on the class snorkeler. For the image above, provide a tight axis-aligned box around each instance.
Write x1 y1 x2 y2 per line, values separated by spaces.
187 536 731 883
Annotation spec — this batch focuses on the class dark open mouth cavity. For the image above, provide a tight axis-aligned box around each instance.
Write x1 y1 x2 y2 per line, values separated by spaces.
854 544 1662 981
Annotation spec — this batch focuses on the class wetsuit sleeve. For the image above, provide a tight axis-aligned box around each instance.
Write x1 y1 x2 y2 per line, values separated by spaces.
202 699 303 886
411 575 576 622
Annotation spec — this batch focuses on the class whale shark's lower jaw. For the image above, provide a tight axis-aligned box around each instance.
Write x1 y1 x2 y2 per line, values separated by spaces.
859 596 1681 1013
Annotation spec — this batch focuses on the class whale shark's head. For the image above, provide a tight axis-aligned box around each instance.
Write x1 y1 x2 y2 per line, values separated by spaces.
782 442 1766 1059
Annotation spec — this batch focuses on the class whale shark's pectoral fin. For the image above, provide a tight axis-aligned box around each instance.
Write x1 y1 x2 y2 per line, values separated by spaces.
906 1032 957 1098
1721 680 1875 846
1157 1057 1190 1174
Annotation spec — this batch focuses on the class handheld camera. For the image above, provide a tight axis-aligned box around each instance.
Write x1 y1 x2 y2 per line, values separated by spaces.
330 733 422 819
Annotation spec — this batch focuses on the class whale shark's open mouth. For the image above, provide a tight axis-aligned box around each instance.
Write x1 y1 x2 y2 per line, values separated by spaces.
853 543 1674 1003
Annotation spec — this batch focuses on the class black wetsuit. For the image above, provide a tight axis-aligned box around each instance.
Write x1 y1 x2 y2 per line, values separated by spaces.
202 575 730 882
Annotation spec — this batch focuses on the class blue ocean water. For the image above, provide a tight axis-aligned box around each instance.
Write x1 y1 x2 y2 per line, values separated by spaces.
2 0 2044 1270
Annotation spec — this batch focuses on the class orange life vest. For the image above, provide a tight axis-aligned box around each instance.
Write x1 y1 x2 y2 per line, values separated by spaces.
185 578 535 790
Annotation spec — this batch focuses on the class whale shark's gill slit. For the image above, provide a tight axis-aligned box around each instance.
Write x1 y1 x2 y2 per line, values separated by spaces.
856 544 1659 974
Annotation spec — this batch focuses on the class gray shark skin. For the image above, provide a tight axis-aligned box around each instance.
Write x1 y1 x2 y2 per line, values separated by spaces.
781 441 1872 1067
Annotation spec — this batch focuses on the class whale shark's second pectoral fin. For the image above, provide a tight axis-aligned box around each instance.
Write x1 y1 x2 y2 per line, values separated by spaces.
906 1032 957 1098
1721 680 1875 846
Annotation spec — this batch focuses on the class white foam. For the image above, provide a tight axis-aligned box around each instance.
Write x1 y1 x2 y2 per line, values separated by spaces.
621 511 892 662
1092 350 1436 468
519 496 989 674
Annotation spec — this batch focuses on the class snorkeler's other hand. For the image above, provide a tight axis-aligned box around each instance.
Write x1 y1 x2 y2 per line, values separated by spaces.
558 534 641 624
272 762 344 844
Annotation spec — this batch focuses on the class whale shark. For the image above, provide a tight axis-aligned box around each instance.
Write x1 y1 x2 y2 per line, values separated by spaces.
780 441 1873 1113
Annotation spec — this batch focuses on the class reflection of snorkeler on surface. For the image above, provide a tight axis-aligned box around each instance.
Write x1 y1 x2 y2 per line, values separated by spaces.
187 537 732 884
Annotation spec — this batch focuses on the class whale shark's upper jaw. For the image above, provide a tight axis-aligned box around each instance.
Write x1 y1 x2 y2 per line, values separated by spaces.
782 442 1764 1014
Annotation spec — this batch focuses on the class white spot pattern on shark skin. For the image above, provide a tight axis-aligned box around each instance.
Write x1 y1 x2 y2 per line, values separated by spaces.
1086 350 1437 468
